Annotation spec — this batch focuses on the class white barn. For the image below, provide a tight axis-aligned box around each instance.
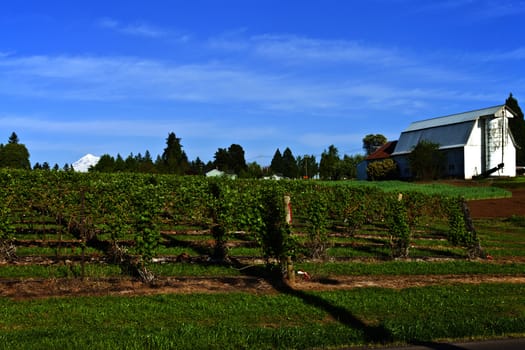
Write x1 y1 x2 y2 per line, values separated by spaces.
392 105 517 179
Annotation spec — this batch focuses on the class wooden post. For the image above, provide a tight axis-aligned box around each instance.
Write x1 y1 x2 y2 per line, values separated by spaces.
284 195 294 284
284 195 292 225
287 256 295 284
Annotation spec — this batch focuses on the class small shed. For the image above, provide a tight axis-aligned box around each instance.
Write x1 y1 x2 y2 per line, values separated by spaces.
206 169 237 179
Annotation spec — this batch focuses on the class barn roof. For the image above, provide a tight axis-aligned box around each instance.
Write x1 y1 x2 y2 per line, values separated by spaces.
403 105 508 132
366 141 398 160
392 105 514 155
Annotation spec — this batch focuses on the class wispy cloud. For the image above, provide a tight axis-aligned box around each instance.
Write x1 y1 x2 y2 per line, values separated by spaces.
97 17 166 38
0 54 365 113
96 17 191 41
210 34 407 66
408 0 525 20
0 25 517 121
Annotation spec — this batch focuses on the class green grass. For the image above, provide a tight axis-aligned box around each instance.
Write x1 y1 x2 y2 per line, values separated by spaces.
297 260 525 277
0 263 122 279
327 180 512 200
2 259 522 279
0 284 523 349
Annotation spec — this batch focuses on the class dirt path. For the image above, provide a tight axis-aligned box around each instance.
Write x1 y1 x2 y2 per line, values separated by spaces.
2 274 525 300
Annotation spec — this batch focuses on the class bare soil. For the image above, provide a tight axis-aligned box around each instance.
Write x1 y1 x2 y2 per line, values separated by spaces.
2 274 525 301
468 188 525 218
1 188 524 300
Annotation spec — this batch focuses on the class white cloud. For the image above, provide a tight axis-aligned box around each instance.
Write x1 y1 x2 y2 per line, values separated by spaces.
97 17 167 38
0 30 516 120
210 33 408 67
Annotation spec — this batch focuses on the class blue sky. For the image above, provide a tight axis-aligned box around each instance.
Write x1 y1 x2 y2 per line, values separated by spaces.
1 0 524 167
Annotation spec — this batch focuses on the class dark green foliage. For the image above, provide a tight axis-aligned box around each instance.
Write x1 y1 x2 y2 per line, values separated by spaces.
387 195 411 258
363 133 387 155
159 132 189 174
320 145 341 180
269 148 283 175
0 169 503 266
0 132 31 170
303 186 329 259
208 179 235 260
340 154 365 179
213 144 247 175
297 154 318 179
447 197 483 258
0 188 16 260
254 184 296 267
408 140 445 180
505 93 525 165
281 147 299 179
367 159 398 180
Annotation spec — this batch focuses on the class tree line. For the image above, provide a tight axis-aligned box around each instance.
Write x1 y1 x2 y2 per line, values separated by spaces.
3 94 523 179
0 131 370 180
91 132 367 180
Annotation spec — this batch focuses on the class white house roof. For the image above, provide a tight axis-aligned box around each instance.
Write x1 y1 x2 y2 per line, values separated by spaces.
393 105 515 155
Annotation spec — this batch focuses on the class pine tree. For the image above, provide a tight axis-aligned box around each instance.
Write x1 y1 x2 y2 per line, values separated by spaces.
8 132 19 144
281 147 298 178
160 132 189 175
269 148 283 175
0 132 30 169
505 93 525 165
319 145 340 180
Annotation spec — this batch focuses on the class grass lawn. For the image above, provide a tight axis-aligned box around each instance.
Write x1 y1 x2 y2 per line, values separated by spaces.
0 283 524 349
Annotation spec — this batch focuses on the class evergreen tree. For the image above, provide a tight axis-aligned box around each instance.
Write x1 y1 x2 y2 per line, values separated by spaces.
91 154 116 172
227 144 247 175
125 153 139 172
269 148 283 175
189 157 206 175
213 144 247 175
160 132 189 175
0 132 31 169
138 150 156 173
213 148 230 172
297 155 318 179
319 145 341 180
281 147 298 178
505 93 525 165
241 161 263 178
114 154 126 172
8 132 19 144
340 154 365 179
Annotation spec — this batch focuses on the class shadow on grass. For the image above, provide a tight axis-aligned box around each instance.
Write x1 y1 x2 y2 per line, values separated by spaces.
232 260 394 345
410 246 466 259
162 233 211 256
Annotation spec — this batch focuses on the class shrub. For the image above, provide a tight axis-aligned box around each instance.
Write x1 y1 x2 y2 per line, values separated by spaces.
367 159 399 180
